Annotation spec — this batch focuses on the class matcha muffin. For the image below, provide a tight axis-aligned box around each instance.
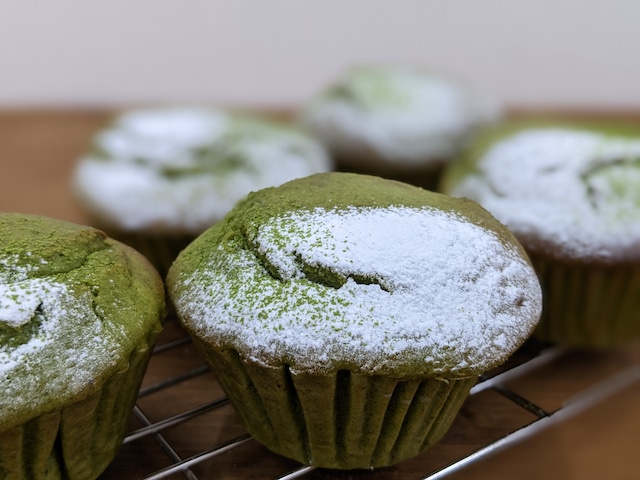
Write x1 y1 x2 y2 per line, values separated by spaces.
167 172 542 469
299 66 500 189
441 120 640 347
73 107 332 276
0 213 165 479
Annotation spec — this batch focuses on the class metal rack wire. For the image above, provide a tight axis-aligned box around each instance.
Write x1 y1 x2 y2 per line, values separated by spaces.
101 319 640 480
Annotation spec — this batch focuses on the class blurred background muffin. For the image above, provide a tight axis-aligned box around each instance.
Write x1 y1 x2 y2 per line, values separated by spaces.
299 66 501 189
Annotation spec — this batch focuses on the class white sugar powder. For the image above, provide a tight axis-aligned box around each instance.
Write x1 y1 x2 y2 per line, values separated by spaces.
74 109 331 233
0 257 120 428
97 108 229 167
0 281 45 328
174 206 541 376
450 129 640 261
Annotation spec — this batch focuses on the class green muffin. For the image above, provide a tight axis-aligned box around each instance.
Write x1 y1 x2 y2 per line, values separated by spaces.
299 66 501 189
167 172 541 469
0 213 165 479
440 120 640 348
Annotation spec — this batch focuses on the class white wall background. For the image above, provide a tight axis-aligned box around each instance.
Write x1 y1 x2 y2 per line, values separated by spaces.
1 0 639 110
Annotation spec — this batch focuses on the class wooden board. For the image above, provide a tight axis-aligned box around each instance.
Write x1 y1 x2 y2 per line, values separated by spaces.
1 110 639 480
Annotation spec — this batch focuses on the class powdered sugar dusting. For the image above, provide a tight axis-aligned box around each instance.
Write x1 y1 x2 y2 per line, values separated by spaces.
97 108 229 168
174 206 541 377
0 255 122 428
301 67 500 166
0 281 49 328
449 128 640 261
74 108 331 233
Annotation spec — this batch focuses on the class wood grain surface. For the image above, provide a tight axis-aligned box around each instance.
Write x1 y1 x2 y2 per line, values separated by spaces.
1 110 639 480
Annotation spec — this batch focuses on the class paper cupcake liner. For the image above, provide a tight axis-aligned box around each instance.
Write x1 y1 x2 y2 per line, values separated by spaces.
193 341 476 470
106 231 196 280
0 338 155 479
379 167 443 192
531 254 640 348
337 161 444 191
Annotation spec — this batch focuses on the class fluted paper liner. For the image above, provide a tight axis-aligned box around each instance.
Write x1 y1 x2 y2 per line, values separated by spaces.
337 160 444 192
196 342 477 470
0 339 155 479
106 231 195 279
532 254 640 348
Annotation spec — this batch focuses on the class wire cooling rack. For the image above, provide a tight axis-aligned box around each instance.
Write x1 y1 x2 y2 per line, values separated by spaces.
100 317 640 480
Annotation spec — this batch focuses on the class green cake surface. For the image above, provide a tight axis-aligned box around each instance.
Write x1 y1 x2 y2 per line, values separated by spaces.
168 173 542 379
0 213 165 431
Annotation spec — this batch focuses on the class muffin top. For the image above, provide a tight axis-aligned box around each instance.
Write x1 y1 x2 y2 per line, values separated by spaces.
0 214 165 431
168 173 541 379
300 66 500 170
73 107 331 234
441 122 640 263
